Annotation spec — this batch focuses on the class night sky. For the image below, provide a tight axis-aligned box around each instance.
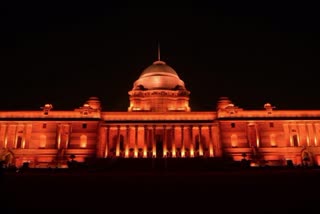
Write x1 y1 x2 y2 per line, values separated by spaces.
1 2 320 111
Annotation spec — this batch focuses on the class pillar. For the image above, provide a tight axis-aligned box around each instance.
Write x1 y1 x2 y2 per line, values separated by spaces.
171 125 176 157
0 124 8 148
298 123 307 147
314 123 320 147
137 126 145 158
306 123 315 147
163 125 167 157
143 126 147 158
115 126 120 157
97 127 107 158
125 126 130 158
208 125 214 157
283 123 290 147
181 126 185 157
152 126 156 157
212 124 222 157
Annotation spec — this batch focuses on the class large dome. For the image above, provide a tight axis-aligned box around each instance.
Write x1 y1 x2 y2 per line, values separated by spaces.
133 60 186 90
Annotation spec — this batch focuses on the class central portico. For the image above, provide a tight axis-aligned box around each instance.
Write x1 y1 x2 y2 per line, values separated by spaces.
98 60 220 159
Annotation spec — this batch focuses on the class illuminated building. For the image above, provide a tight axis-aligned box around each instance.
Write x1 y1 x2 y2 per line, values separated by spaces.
0 59 319 168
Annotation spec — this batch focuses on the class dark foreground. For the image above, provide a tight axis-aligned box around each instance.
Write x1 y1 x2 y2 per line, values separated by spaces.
1 167 320 214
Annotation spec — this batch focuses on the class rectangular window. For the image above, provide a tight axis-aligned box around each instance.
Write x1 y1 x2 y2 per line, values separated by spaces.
269 122 274 128
82 123 87 129
43 123 47 129
231 123 235 128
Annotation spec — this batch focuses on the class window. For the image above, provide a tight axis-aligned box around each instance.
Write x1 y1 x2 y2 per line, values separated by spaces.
43 123 47 129
269 122 274 128
82 123 87 129
231 123 235 128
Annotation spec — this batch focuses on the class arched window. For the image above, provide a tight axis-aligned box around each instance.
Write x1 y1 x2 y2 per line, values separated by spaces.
231 134 238 148
80 135 87 148
40 135 46 148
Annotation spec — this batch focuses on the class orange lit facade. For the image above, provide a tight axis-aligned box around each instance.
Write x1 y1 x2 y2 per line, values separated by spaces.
1 60 320 168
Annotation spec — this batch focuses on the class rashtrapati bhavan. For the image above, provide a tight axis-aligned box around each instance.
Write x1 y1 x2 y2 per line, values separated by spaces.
1 59 319 168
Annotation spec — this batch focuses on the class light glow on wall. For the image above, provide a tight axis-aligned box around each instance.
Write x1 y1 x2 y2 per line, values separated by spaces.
40 135 46 148
80 135 87 148
181 148 185 158
190 148 194 157
231 134 238 148
172 146 176 157
270 134 276 147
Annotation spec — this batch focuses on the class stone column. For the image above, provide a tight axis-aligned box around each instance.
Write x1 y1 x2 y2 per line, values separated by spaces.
212 124 222 157
283 123 291 147
298 123 307 147
137 126 144 157
143 126 147 158
174 125 182 157
171 125 176 157
65 124 71 149
152 126 156 157
306 123 315 147
208 125 214 157
189 126 195 157
181 126 185 157
134 126 138 158
163 125 167 157
128 126 135 157
119 126 127 157
115 126 120 157
24 124 32 149
13 125 18 148
97 126 106 158
105 127 110 158
255 124 260 148
201 125 211 157
199 126 204 156
192 125 201 157
186 126 192 155
125 126 130 158
108 126 118 157
0 124 8 148
314 123 320 147
56 124 62 149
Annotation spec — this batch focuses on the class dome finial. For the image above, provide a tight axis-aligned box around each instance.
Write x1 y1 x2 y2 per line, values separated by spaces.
153 41 165 65
157 41 161 61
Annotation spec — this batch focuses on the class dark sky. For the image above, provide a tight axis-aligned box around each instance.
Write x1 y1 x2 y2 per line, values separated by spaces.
1 2 320 111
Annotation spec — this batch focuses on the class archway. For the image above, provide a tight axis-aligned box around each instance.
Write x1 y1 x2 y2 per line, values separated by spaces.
0 149 15 167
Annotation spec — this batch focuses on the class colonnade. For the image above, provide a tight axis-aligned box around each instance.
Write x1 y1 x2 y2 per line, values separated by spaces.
98 124 221 158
